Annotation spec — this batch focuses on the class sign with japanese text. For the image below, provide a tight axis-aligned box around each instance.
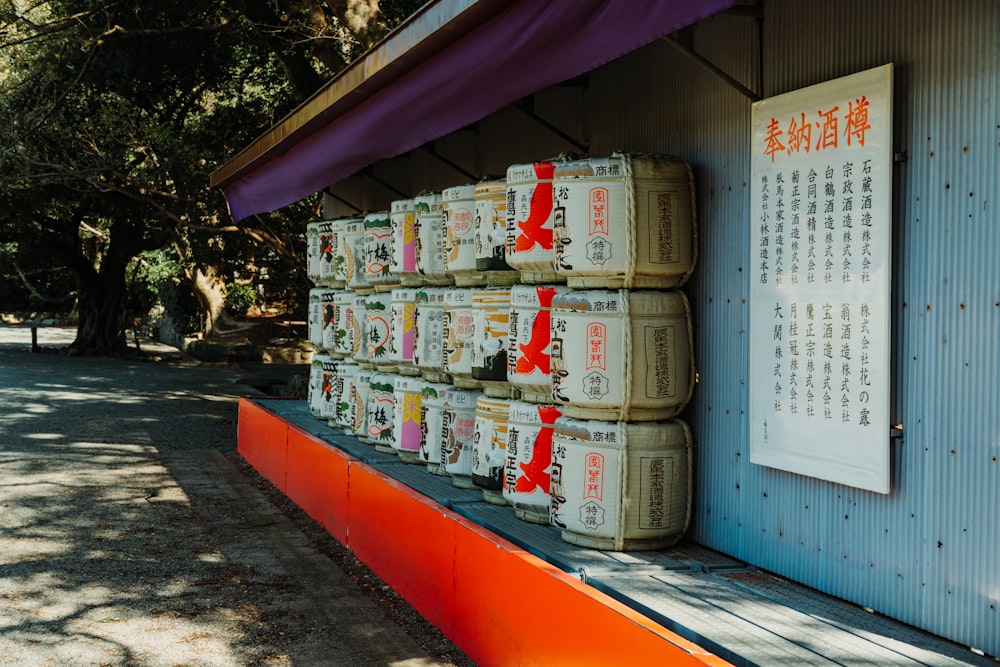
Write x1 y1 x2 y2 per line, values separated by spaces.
749 64 893 494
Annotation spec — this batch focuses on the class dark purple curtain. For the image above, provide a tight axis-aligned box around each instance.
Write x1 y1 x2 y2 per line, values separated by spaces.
224 0 735 221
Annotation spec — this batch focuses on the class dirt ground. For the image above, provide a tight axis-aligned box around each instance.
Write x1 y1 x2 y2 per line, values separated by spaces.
0 325 474 667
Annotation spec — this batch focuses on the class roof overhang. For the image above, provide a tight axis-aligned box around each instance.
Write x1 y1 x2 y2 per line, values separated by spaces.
212 0 737 221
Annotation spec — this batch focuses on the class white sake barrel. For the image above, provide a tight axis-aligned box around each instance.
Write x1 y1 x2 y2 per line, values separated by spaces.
443 183 484 287
550 417 692 551
414 192 451 285
308 353 328 418
550 289 694 421
331 290 354 358
441 387 482 488
471 396 511 505
306 222 322 285
350 368 374 439
307 288 324 350
502 401 562 524
365 292 394 370
332 218 354 285
319 356 339 421
366 373 399 450
389 288 419 376
474 178 518 285
442 288 479 388
349 294 370 366
413 287 447 382
364 210 397 289
391 198 420 286
470 288 511 396
334 362 360 432
320 289 339 355
505 161 562 284
344 219 373 293
507 284 571 403
420 381 452 475
392 375 424 464
552 153 696 289
317 220 343 287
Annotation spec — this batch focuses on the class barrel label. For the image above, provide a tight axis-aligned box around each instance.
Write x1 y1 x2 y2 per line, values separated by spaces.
639 456 673 529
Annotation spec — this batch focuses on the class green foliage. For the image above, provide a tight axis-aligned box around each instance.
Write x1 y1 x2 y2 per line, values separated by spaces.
225 282 258 317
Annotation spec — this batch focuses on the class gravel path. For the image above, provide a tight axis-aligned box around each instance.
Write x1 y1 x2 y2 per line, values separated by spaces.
0 326 474 667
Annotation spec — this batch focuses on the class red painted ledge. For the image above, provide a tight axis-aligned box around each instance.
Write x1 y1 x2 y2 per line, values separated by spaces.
237 397 730 667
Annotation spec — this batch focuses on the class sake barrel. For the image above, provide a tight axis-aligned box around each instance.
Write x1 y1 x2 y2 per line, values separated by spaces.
502 401 562 524
319 356 339 421
334 362 360 432
306 221 321 284
414 192 451 285
390 198 420 286
474 178 518 285
470 288 511 396
307 288 325 350
550 417 692 551
364 210 397 290
505 161 562 284
350 368 374 439
332 218 354 285
392 375 424 464
507 284 571 403
471 396 511 505
320 289 340 355
442 288 480 388
413 287 447 382
550 289 694 421
317 220 343 287
442 184 484 287
365 292 395 370
441 387 482 489
420 381 452 475
552 153 696 289
366 373 398 450
331 290 354 358
350 294 370 367
389 288 419 376
307 353 328 418
344 219 373 293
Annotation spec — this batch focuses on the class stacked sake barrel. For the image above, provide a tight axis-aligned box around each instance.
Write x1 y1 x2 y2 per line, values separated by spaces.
303 152 697 551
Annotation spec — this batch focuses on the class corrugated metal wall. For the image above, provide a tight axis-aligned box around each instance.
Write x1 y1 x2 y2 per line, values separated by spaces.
583 0 1000 654
322 0 999 654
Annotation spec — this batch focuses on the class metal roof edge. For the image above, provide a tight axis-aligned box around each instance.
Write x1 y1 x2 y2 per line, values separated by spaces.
210 0 513 188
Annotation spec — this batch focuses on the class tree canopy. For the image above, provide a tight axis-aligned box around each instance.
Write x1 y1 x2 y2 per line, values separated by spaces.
0 0 422 354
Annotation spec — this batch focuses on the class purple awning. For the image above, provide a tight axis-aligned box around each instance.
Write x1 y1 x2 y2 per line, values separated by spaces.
220 0 735 221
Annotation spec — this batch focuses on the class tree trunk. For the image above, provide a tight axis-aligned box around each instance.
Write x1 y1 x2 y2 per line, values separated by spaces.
69 261 128 356
189 266 238 337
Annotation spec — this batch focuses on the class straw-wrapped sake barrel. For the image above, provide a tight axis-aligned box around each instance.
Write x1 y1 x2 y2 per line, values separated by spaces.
475 178 518 285
419 381 452 475
443 184 484 287
390 198 420 286
550 289 694 421
471 396 511 505
551 153 696 289
392 375 424 463
550 417 692 551
502 401 562 524
364 210 397 290
441 387 481 489
505 161 563 284
413 287 447 382
414 192 451 285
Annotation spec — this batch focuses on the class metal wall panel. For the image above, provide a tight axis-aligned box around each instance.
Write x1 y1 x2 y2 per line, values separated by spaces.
577 0 1000 655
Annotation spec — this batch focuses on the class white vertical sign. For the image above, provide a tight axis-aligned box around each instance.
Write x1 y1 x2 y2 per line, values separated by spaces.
749 64 893 494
